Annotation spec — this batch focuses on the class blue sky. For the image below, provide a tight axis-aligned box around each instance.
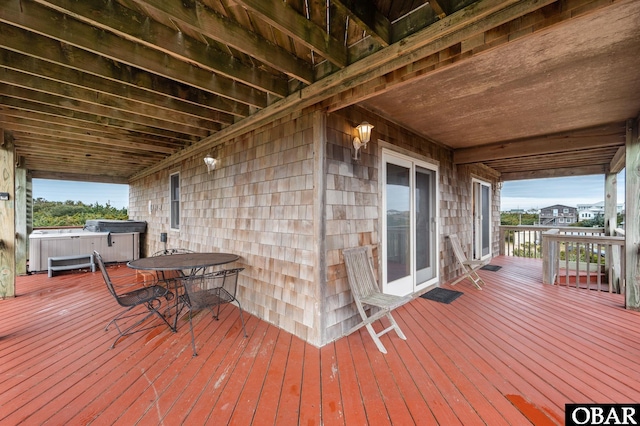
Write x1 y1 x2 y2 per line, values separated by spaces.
33 179 129 209
500 170 626 211
33 170 626 212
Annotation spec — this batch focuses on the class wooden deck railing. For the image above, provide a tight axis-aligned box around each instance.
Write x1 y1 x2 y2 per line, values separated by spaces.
542 229 625 293
499 225 625 293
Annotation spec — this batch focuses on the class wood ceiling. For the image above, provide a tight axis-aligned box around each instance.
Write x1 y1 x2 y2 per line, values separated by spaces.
1 0 638 184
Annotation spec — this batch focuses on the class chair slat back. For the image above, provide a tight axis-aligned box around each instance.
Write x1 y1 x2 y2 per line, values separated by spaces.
219 268 243 298
182 274 214 310
448 234 469 264
343 246 379 300
94 250 117 299
182 268 244 310
151 248 194 256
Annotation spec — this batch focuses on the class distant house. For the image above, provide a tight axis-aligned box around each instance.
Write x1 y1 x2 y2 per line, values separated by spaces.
577 201 624 221
539 204 577 226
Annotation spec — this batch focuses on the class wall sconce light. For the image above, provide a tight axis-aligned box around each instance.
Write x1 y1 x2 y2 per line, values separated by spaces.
203 154 217 173
352 121 374 160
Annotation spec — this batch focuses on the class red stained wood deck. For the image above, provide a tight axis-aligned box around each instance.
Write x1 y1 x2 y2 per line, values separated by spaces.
1 256 639 425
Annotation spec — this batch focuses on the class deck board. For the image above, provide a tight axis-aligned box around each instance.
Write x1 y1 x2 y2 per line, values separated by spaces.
1 256 640 425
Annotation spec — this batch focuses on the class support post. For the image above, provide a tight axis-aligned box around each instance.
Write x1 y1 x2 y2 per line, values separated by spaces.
15 164 27 275
0 129 16 298
625 117 640 310
604 172 619 292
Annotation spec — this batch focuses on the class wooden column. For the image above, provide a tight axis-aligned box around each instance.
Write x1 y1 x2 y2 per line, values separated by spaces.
15 163 27 275
0 129 16 298
625 117 640 310
604 172 619 292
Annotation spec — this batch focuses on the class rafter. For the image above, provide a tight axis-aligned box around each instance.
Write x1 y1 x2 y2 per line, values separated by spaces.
332 0 391 47
0 0 267 108
0 68 221 131
0 23 251 118
2 121 177 155
454 124 626 164
0 84 212 137
32 0 289 98
0 96 201 142
429 0 449 19
234 0 347 68
129 0 315 84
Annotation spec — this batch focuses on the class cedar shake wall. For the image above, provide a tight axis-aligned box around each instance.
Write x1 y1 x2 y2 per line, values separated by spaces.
130 109 321 345
324 108 500 342
129 105 500 347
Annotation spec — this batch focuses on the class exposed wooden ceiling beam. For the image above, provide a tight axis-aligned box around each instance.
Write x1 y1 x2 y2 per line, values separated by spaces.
234 0 347 68
0 0 267 108
0 68 221 132
0 50 234 126
429 0 449 19
0 110 191 149
609 146 626 174
28 170 130 184
0 97 201 142
0 23 251 118
332 0 391 47
129 0 315 84
501 165 608 181
4 123 177 155
14 136 164 163
32 0 288 98
0 84 212 137
454 124 626 164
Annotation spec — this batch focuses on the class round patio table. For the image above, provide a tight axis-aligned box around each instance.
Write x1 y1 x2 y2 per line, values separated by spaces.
127 252 240 329
127 252 239 274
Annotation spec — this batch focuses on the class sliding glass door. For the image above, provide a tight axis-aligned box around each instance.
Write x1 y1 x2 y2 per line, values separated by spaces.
383 151 438 296
473 179 492 260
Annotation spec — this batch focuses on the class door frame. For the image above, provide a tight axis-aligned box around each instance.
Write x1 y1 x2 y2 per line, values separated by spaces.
472 178 492 261
381 148 439 296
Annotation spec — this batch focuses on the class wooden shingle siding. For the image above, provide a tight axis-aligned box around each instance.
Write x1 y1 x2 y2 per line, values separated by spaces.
130 105 501 346
131 109 321 344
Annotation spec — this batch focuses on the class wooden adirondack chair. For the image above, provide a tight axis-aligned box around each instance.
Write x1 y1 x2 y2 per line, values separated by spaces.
342 246 412 354
448 234 485 290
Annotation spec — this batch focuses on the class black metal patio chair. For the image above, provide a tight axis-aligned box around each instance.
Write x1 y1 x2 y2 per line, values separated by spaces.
180 268 248 356
95 251 175 349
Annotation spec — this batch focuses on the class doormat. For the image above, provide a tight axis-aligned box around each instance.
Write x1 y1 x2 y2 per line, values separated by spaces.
480 264 501 271
420 287 463 304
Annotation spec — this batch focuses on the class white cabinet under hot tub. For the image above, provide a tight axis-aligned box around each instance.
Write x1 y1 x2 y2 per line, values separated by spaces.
29 229 140 273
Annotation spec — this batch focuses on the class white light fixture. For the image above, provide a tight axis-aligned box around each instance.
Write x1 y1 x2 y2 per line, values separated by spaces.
352 121 374 160
204 154 217 173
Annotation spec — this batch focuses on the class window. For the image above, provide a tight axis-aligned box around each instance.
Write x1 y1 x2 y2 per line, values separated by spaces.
553 209 559 217
563 208 569 214
170 173 180 230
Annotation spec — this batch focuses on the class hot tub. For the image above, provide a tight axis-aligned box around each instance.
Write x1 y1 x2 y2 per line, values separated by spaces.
29 229 140 273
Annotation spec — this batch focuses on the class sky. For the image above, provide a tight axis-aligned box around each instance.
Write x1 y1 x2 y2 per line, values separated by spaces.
500 170 626 211
33 170 626 213
33 179 129 209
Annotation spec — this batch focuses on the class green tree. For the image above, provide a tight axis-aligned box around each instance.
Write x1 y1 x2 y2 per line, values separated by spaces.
33 199 128 227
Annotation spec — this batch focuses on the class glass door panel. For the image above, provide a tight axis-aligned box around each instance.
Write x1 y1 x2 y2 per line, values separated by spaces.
385 162 411 294
481 184 491 257
473 180 492 260
415 167 436 284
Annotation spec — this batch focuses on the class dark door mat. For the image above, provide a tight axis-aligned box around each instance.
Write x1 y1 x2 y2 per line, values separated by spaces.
480 264 501 271
420 287 463 304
